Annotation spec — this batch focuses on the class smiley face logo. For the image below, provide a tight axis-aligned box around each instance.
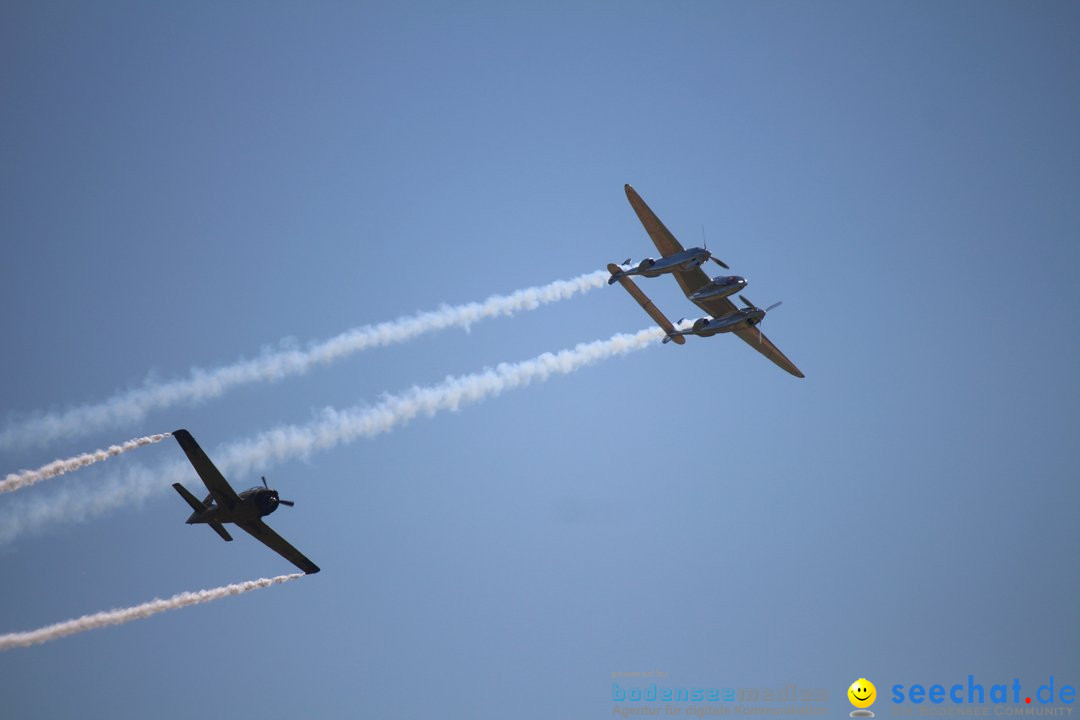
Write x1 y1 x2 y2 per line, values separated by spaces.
848 678 876 709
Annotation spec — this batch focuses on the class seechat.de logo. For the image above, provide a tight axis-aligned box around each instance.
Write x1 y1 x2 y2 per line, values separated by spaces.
891 676 1076 707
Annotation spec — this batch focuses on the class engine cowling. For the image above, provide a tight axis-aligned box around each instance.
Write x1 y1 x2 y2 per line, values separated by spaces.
256 490 279 515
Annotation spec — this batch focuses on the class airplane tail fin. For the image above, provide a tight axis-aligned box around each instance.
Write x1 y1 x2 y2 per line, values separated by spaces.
662 331 687 345
173 483 234 541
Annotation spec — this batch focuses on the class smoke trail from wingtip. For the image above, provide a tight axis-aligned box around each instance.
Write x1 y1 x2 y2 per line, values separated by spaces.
0 433 172 495
0 327 663 543
0 573 304 651
0 269 612 450
215 326 664 477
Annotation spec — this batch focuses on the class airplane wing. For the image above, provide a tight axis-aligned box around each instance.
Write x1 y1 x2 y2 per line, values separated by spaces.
732 327 805 378
173 429 241 511
688 293 740 321
236 519 321 575
624 184 712 300
606 263 684 344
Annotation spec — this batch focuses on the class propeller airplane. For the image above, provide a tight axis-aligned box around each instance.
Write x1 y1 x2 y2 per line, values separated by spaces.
609 185 804 378
171 428 320 574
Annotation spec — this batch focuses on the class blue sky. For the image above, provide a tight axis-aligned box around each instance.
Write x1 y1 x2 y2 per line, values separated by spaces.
1 2 1077 718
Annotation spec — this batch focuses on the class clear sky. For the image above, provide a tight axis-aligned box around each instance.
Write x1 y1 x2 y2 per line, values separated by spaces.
1 2 1077 718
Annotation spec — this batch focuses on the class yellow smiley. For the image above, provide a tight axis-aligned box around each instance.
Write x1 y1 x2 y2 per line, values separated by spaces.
848 678 876 709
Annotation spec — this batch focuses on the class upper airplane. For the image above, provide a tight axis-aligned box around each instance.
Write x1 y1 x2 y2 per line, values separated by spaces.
611 184 804 378
171 429 320 574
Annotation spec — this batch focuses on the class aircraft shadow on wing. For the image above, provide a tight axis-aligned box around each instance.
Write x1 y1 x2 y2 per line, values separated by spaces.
608 184 804 378
171 429 320 574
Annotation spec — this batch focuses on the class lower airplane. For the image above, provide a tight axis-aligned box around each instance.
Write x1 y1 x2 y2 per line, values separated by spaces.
663 295 782 344
171 428 320 575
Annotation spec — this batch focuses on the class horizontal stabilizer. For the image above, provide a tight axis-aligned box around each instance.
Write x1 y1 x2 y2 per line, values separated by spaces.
208 521 233 542
607 263 685 345
174 483 233 541
173 483 206 514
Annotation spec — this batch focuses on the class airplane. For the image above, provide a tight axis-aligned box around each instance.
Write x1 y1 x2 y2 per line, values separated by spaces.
613 184 804 378
663 295 782 344
607 245 729 285
171 428 320 574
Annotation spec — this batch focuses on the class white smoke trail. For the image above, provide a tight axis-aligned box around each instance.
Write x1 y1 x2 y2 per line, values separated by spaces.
0 433 171 495
0 573 304 651
0 327 663 544
0 461 187 545
0 269 612 450
216 326 664 477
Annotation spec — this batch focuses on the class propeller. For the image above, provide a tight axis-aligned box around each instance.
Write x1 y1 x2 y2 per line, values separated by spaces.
737 296 783 343
263 476 296 507
701 226 730 269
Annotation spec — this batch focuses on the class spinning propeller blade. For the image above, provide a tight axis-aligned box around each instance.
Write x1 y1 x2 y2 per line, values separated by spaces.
701 226 729 268
264 475 296 507
753 301 783 342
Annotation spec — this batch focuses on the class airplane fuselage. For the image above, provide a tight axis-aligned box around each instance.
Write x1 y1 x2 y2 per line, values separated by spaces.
609 247 712 283
185 487 281 525
689 275 748 302
665 308 765 343
693 308 765 336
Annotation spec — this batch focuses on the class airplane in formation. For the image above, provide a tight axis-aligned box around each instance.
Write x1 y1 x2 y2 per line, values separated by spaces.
609 184 804 378
171 428 320 574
